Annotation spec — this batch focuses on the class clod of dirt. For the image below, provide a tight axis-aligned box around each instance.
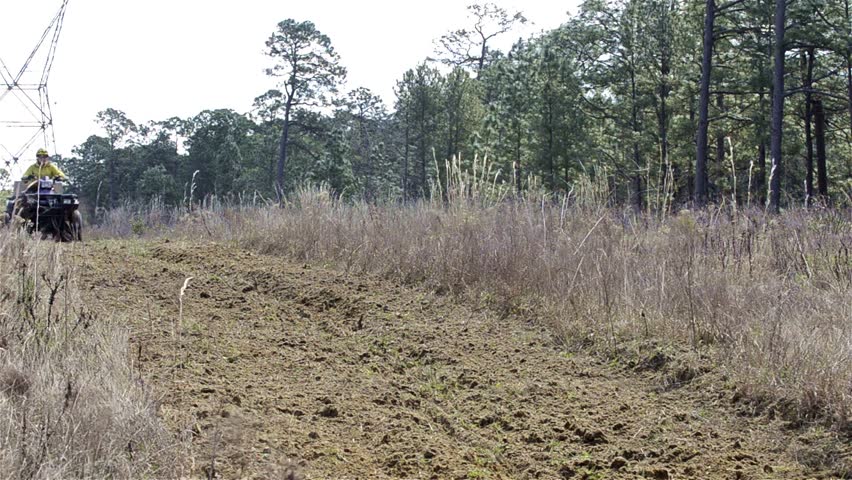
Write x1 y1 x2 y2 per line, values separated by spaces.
318 405 339 418
268 461 304 480
622 449 646 461
732 452 755 462
661 365 703 390
477 414 498 427
645 468 670 479
275 407 304 417
610 456 628 470
636 351 669 371
558 465 576 479
576 428 608 445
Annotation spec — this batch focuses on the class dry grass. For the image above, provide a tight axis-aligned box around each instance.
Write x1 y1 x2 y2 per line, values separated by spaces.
0 231 182 478
90 181 852 432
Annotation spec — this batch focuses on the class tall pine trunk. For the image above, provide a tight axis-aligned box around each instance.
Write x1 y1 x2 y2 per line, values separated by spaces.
418 129 426 198
359 113 373 203
515 125 522 197
417 91 427 197
847 50 852 138
695 0 715 205
814 97 828 199
547 99 555 190
688 89 696 200
402 109 410 202
757 140 766 204
630 61 642 211
657 26 671 204
659 82 669 170
803 48 815 201
276 100 292 202
847 0 852 138
658 0 672 194
769 0 786 213
108 148 116 209
756 91 768 204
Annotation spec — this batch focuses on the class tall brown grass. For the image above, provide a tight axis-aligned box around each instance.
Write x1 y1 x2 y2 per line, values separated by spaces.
90 168 852 431
0 231 181 478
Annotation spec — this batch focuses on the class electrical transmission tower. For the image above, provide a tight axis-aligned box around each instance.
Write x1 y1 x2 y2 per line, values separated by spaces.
0 0 69 168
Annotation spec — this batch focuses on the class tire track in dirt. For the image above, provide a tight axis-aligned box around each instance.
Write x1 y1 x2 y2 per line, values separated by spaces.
75 240 845 479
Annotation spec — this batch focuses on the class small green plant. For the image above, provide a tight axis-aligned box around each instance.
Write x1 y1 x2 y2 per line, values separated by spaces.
466 468 490 479
580 468 605 480
131 217 145 236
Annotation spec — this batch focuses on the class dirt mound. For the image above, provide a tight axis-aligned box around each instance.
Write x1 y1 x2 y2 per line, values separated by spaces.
76 240 848 479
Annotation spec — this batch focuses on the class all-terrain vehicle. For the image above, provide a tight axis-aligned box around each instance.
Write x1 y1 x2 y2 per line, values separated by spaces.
4 177 83 242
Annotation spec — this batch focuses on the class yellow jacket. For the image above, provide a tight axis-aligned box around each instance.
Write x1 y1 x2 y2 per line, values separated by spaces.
22 162 66 181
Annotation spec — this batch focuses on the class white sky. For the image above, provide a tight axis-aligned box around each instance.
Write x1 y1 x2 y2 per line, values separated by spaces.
1 0 578 177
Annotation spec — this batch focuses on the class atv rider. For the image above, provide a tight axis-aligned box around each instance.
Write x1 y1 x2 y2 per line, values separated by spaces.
13 149 67 224
22 148 66 183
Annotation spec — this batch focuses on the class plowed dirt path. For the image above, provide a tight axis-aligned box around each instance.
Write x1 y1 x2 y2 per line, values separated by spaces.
75 240 846 479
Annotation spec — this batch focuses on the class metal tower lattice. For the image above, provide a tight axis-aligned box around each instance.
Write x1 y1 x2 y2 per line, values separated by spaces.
0 0 69 168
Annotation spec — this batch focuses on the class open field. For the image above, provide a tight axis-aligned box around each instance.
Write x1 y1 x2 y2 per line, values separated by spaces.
2 196 850 478
73 237 849 479
95 193 852 430
6 0 852 477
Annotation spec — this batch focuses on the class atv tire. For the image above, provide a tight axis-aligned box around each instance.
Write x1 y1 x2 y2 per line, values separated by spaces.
57 212 82 243
59 221 73 242
70 210 83 241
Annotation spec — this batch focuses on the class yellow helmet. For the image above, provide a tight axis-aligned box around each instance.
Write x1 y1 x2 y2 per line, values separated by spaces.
36 148 49 158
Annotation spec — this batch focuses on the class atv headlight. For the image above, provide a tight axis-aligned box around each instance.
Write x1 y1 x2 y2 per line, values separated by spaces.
63 199 72 205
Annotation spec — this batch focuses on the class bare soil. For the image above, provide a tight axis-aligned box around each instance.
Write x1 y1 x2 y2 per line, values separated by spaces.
75 240 849 479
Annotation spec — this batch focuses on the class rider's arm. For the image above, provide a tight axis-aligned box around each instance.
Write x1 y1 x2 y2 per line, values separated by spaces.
21 164 38 181
50 164 67 181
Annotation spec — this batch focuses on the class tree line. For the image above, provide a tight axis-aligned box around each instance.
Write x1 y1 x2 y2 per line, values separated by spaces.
62 1 852 213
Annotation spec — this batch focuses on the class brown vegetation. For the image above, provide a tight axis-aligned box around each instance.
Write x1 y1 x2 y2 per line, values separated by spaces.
0 232 182 478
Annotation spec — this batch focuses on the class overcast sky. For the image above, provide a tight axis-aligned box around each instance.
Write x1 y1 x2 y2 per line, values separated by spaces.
1 0 578 176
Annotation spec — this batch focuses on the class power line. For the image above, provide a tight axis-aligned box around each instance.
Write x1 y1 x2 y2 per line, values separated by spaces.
0 0 69 168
